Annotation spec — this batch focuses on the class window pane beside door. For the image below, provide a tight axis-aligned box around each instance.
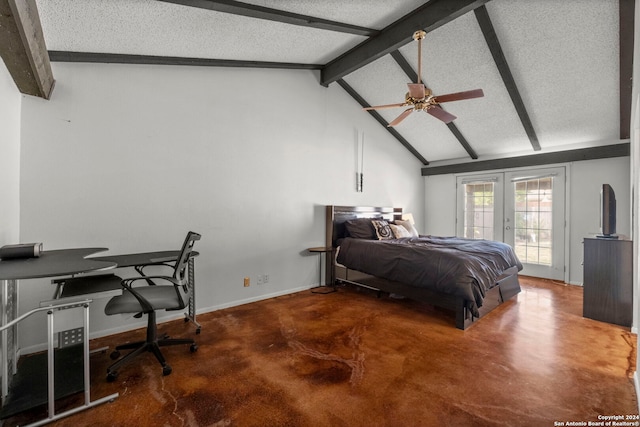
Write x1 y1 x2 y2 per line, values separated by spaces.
463 182 494 240
514 177 553 265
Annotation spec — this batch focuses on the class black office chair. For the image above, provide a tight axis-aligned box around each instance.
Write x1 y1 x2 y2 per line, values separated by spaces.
104 231 201 380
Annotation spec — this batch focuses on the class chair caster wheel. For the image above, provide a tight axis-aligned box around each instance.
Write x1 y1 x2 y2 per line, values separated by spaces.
184 318 189 323
162 365 172 376
195 327 201 335
106 371 118 382
190 343 198 353
110 351 120 360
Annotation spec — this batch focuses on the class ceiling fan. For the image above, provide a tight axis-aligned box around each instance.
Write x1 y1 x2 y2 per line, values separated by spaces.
365 30 484 127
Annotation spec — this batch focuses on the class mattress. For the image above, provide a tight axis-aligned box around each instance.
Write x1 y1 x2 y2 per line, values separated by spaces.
335 236 523 315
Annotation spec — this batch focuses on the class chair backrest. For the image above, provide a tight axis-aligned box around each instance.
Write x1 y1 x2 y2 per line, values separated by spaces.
174 231 201 286
169 231 201 310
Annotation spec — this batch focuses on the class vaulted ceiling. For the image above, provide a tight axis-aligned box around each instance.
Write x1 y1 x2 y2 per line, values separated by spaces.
1 0 633 175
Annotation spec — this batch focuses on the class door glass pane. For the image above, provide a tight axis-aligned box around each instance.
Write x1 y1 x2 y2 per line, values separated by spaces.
514 177 553 265
463 182 494 240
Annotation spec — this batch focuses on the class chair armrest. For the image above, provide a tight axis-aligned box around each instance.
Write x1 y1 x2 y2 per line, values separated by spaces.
120 276 180 312
134 262 175 279
120 275 188 312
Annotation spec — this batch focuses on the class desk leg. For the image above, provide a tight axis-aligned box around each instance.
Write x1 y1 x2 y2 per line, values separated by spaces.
34 302 119 426
1 279 7 398
184 258 201 334
1 279 17 399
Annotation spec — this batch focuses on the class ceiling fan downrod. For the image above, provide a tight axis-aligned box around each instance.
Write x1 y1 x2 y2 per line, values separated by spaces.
413 30 426 87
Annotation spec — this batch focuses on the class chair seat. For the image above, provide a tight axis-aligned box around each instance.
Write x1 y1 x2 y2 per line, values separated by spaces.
105 286 187 315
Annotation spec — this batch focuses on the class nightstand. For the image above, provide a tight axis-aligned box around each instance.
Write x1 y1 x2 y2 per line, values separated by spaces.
308 247 336 294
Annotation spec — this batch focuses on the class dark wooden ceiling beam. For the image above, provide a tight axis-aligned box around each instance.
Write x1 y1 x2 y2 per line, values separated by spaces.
421 143 630 176
48 51 322 70
390 50 478 160
321 0 491 87
157 0 378 36
337 79 429 165
445 122 478 159
474 5 540 152
389 50 419 83
619 0 634 140
0 0 54 99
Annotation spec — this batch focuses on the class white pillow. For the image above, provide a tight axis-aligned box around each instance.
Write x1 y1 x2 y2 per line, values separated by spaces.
395 219 419 237
390 224 411 238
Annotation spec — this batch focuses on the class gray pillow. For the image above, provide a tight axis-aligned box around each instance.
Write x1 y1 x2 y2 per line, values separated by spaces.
344 218 377 239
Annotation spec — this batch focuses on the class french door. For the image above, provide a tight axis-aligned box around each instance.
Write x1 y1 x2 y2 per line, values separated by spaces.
456 167 566 280
456 174 504 241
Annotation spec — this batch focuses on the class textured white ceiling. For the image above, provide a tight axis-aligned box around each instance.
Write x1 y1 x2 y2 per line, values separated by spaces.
36 0 365 63
34 0 623 164
241 0 427 29
487 0 619 149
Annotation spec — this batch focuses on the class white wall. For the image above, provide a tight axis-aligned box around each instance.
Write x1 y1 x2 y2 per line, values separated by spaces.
0 60 21 246
423 156 631 285
423 174 457 236
569 157 631 284
18 62 425 349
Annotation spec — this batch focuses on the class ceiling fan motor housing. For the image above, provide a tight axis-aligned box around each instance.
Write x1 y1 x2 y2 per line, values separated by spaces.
405 87 433 105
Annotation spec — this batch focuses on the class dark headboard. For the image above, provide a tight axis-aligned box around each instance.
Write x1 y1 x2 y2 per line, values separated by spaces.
325 205 403 248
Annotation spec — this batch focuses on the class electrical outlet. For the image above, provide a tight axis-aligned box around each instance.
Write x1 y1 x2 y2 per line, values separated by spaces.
264 274 269 283
257 275 263 285
244 277 250 287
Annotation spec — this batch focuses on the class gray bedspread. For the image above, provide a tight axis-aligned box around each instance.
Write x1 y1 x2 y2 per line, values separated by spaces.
336 236 523 315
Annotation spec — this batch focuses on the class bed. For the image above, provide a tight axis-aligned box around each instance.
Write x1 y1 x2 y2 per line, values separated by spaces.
325 205 522 330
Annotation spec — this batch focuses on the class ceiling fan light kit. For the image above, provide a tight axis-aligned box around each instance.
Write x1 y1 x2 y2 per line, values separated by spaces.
364 30 484 127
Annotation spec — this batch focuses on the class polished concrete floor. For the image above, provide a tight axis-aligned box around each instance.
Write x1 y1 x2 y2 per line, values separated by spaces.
5 276 639 426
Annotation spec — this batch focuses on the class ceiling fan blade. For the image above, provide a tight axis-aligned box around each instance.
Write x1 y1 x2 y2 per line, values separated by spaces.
407 83 426 99
427 106 457 123
388 108 414 127
434 89 484 103
363 103 406 111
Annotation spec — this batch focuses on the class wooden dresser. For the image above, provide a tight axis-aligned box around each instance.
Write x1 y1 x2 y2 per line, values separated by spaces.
583 237 633 327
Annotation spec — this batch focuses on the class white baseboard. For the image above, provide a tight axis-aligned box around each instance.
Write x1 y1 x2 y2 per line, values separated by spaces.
93 284 315 339
20 284 316 354
196 284 314 314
